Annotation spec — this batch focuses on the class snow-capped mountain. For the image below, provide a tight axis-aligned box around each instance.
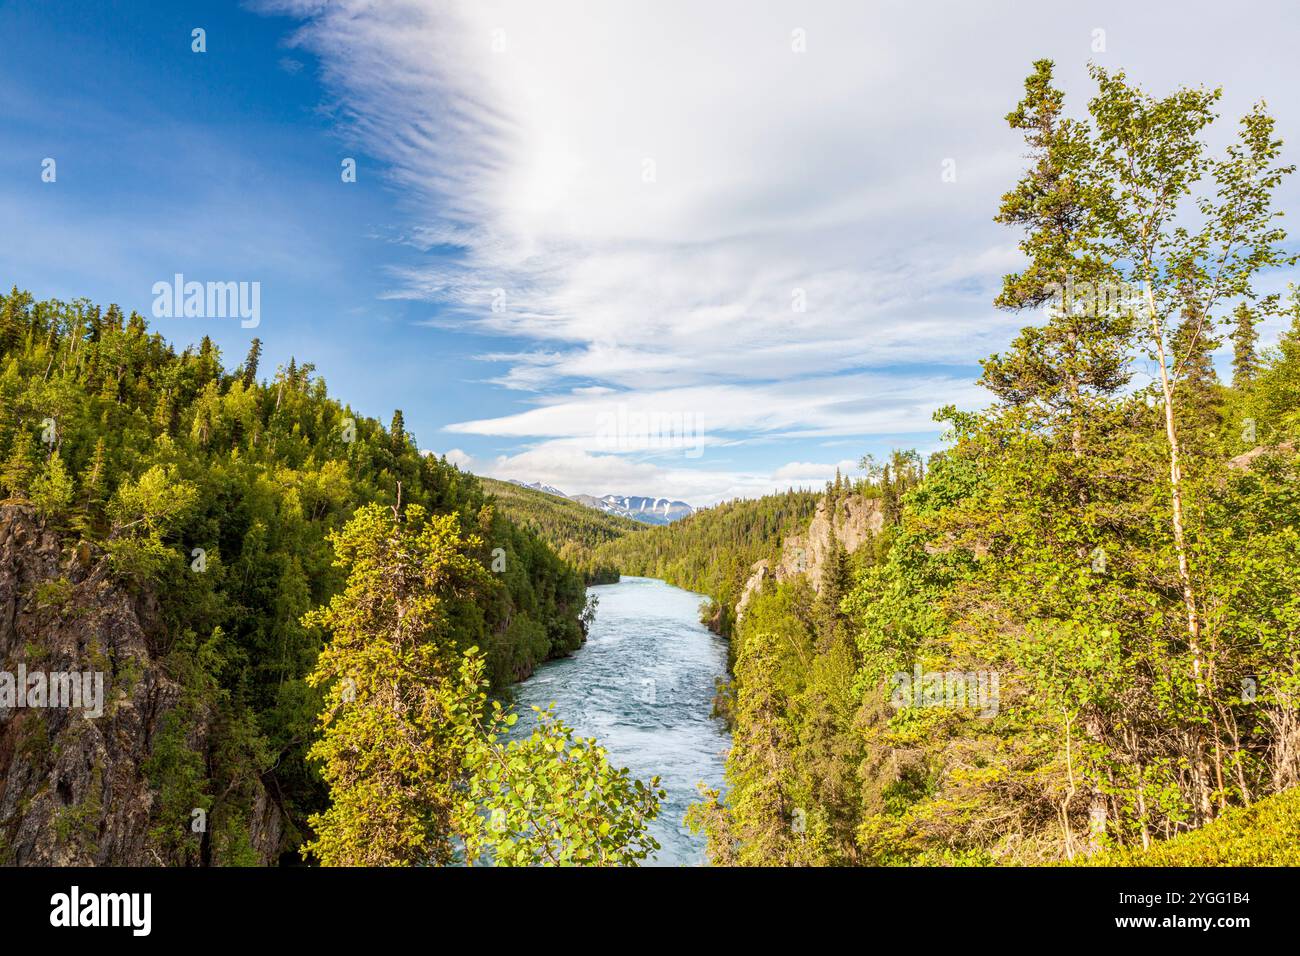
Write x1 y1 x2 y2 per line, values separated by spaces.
572 496 696 528
507 480 570 499
570 494 695 525
505 481 695 525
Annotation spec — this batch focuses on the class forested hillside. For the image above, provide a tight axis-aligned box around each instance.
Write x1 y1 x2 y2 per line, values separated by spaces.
688 62 1300 865
6 55 1298 874
0 289 596 863
478 476 641 583
592 489 820 636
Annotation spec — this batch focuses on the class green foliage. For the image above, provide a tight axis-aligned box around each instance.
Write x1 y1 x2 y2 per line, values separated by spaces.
1080 786 1300 866
477 477 639 583
593 489 820 636
460 703 664 866
690 61 1300 868
301 503 661 866
301 503 491 866
1243 292 1300 444
53 764 103 857
32 577 75 610
29 453 75 519
142 709 210 865
0 286 593 863
1231 304 1261 388
108 463 198 537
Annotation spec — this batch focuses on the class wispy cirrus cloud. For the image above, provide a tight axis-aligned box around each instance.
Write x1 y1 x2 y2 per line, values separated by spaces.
444 374 985 444
260 0 1300 502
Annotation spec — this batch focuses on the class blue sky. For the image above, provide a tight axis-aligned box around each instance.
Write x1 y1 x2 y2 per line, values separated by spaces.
1 0 516 458
5 0 1300 505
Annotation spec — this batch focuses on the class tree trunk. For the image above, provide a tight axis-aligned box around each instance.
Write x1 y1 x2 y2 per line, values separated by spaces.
1145 282 1214 822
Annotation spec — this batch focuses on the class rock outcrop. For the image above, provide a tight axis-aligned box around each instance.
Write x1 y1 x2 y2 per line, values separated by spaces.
1227 441 1296 471
735 559 770 621
736 494 884 620
0 504 282 865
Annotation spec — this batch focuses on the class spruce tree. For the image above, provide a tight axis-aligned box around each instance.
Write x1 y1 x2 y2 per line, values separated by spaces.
813 537 852 651
983 60 1133 453
1171 299 1222 435
196 335 221 386
1230 303 1260 388
390 409 406 451
1 429 37 498
240 337 262 389
81 437 107 512
0 286 26 356
30 453 75 519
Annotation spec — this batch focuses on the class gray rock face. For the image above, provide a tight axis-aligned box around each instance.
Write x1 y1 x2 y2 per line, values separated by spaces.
735 559 771 621
0 504 281 865
1227 441 1296 471
735 494 883 620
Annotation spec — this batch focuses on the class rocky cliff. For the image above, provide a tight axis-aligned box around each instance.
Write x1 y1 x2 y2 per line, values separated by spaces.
736 493 883 620
0 504 282 865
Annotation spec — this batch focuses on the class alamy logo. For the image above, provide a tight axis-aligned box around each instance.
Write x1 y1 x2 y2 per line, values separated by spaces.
889 664 1000 718
1042 277 1144 318
594 404 704 458
50 886 151 936
0 665 103 718
151 274 260 328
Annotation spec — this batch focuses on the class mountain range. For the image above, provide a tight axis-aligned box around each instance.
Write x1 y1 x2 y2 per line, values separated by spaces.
507 481 695 525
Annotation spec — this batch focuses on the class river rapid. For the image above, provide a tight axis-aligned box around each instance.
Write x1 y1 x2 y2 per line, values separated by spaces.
508 575 730 865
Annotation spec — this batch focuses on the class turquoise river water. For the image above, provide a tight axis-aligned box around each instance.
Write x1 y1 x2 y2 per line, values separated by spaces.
509 576 730 865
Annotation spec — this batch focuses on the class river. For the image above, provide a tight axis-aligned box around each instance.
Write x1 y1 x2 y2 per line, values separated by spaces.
508 575 730 865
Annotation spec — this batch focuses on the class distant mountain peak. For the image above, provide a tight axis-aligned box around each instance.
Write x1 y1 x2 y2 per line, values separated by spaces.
506 479 570 499
502 480 695 525
572 493 695 526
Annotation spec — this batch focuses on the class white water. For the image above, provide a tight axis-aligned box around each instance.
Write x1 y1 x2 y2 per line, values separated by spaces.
509 576 730 865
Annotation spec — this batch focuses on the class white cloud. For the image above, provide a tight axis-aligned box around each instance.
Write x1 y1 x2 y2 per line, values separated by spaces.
445 374 984 449
772 460 860 484
426 447 474 470
265 0 1300 499
452 446 860 507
